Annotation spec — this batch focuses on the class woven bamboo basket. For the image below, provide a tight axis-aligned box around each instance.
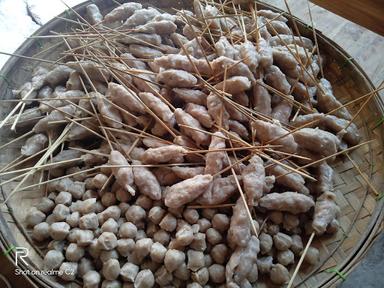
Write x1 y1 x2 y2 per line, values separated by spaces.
0 0 383 287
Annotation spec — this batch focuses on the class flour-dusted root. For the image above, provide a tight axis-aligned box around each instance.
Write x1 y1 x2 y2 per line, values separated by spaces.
239 40 259 71
215 36 240 60
157 69 198 88
269 34 314 50
109 150 135 195
103 2 142 24
139 92 174 125
173 88 208 106
107 82 144 114
137 20 177 35
119 33 162 46
287 77 317 104
324 115 361 145
242 155 265 206
171 166 205 179
252 81 272 115
271 95 294 124
310 162 334 196
95 92 123 128
33 105 76 133
174 108 211 147
86 4 103 25
206 92 230 130
265 65 291 95
252 119 298 154
204 131 227 176
129 44 163 59
185 103 213 128
227 198 251 249
66 60 111 82
122 7 161 28
164 174 213 208
155 54 212 76
132 160 162 200
21 133 48 156
260 192 315 214
312 192 340 235
229 120 249 139
141 145 186 164
211 56 256 85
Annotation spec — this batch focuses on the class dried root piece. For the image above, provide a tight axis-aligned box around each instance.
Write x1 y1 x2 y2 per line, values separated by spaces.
242 155 265 206
239 40 259 71
259 192 315 214
33 105 76 133
139 92 174 125
271 95 294 124
157 69 197 88
185 103 213 128
122 7 161 28
129 44 163 59
229 120 249 139
154 54 212 76
312 191 340 235
310 162 334 196
86 4 103 25
266 161 310 195
252 120 298 154
215 36 240 60
252 81 272 115
104 2 142 24
257 10 288 22
204 132 227 175
109 150 135 195
173 88 207 106
211 56 256 84
107 82 144 114
141 145 186 164
207 92 230 129
96 92 122 128
214 76 252 95
227 198 251 249
269 34 313 50
21 133 48 156
196 175 238 205
132 160 162 200
66 60 110 82
164 174 213 208
265 65 291 94
137 20 177 34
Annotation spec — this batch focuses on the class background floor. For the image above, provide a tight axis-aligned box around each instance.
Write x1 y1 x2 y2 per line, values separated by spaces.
0 0 382 287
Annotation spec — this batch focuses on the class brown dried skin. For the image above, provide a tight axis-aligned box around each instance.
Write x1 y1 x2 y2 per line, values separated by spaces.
49 150 83 170
129 44 163 59
153 167 180 186
252 81 272 115
48 90 86 111
122 7 161 28
66 71 82 91
259 192 315 214
136 20 177 35
239 40 259 71
271 95 294 124
207 93 230 129
132 160 162 200
285 63 320 86
157 69 197 88
155 54 212 76
242 155 265 206
133 73 160 94
164 174 213 208
120 53 147 70
293 128 340 159
107 82 145 114
33 105 76 133
312 192 340 235
224 101 248 123
266 20 291 36
174 108 211 147
266 161 309 195
258 38 274 68
227 198 251 249
215 36 240 60
257 9 288 22
204 132 227 176
287 77 317 104
226 236 260 286
317 78 352 120
95 92 122 129
171 166 205 179
269 34 314 50
45 65 74 87
139 92 174 125
66 60 110 82
211 56 256 85
265 65 291 94
310 162 334 196
252 120 298 154
272 47 298 70
185 103 213 128
173 88 207 106
21 133 48 156
67 118 99 141
119 33 162 46
6 108 42 129
229 120 249 139
103 2 142 24
109 150 135 195
86 4 103 25
141 145 186 164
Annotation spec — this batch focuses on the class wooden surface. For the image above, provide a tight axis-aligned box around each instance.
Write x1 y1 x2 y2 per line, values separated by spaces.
310 0 384 36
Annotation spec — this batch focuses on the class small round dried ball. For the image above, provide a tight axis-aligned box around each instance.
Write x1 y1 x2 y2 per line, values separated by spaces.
211 214 230 232
66 243 85 262
206 228 222 245
78 257 94 277
101 218 118 234
326 219 339 234
155 266 173 286
183 209 200 224
267 223 280 235
176 225 194 246
150 242 167 263
83 270 101 288
76 229 94 247
187 283 203 288
268 210 283 224
135 238 153 261
119 222 137 238
117 238 135 257
79 213 99 230
197 218 211 233
248 263 259 283
208 264 225 284
190 232 207 251
120 262 139 282
141 259 160 273
174 262 190 281
201 208 217 220
148 206 166 224
67 228 81 243
146 222 157 238
211 244 229 264
49 222 70 240
44 250 64 270
270 263 290 285
164 249 186 272
98 232 118 250
135 195 153 210
53 204 70 221
153 230 170 246
260 232 273 254
36 197 55 214
59 262 78 281
159 213 177 232
46 214 56 225
118 203 130 215
26 207 46 227
101 192 117 207
191 267 209 286
125 205 146 225
277 249 295 266
283 213 300 231
100 250 119 263
291 234 304 255
204 254 212 267
187 250 205 272
99 206 121 224
304 246 320 265
67 212 80 228
116 188 131 203
134 269 155 288
135 230 147 241
101 280 122 288
82 189 98 200
32 222 50 242
55 191 72 206
257 256 273 274
79 198 97 215
88 239 101 259
48 240 65 251
92 173 109 189
273 232 292 251
102 258 120 281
